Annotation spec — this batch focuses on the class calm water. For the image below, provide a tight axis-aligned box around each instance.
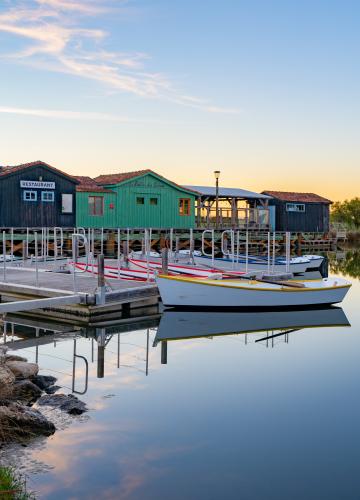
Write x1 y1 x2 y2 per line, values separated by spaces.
2 250 360 500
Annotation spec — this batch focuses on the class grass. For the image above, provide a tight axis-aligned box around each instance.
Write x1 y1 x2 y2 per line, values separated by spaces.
0 466 36 499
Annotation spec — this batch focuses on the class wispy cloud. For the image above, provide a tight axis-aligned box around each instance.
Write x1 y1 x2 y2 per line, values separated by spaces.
0 105 129 121
0 105 169 123
0 1 239 114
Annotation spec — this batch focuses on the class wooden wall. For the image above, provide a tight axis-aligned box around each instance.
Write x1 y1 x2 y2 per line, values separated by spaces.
0 164 77 227
270 200 330 232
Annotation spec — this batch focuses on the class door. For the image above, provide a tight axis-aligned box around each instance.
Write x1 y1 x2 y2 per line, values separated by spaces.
133 193 161 227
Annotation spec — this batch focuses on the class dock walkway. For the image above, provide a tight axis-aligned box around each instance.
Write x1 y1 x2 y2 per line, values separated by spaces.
0 261 159 324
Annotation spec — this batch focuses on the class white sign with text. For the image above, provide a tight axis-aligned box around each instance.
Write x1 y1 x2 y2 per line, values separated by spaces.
20 180 55 189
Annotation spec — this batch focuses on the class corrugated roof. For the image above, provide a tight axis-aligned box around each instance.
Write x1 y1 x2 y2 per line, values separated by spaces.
262 191 332 204
95 169 200 195
184 185 272 200
73 176 115 193
0 160 78 183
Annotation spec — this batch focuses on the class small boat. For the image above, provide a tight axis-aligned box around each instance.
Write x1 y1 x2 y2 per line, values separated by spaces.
128 257 245 279
69 261 156 281
154 307 350 344
194 254 310 274
156 275 351 308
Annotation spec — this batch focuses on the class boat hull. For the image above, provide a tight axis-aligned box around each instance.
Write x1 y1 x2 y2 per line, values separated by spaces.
194 255 309 274
156 276 351 308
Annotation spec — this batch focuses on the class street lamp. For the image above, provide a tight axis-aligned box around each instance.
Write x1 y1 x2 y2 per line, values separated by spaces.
214 170 220 229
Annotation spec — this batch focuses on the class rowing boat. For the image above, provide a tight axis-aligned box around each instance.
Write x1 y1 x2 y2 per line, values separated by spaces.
194 254 310 274
156 275 351 308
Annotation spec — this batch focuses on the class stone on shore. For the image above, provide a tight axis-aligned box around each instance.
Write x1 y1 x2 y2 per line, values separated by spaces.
0 364 16 385
6 361 39 379
0 402 55 442
5 354 28 363
37 393 88 415
12 380 43 405
32 375 57 391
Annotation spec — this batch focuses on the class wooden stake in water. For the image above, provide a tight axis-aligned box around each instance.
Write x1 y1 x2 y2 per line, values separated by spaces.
272 232 276 273
267 232 271 274
10 228 13 262
161 248 169 275
117 228 121 278
2 231 6 282
286 231 291 273
245 230 249 273
34 231 39 287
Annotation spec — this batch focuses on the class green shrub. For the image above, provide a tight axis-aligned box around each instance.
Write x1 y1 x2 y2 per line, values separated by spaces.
0 466 35 499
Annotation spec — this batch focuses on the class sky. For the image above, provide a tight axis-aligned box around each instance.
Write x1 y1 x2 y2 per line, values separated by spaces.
0 0 359 201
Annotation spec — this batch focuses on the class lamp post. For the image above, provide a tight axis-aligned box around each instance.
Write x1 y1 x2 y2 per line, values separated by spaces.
214 170 220 229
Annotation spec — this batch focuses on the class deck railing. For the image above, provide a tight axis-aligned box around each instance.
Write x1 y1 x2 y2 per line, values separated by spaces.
196 207 270 230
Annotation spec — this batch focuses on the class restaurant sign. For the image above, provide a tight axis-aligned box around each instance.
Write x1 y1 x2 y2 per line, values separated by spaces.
20 180 55 189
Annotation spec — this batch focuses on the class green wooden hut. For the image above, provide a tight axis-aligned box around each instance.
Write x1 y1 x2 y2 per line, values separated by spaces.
76 170 197 229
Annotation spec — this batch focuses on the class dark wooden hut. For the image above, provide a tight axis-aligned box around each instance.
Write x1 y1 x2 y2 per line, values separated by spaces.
0 161 78 227
262 191 332 233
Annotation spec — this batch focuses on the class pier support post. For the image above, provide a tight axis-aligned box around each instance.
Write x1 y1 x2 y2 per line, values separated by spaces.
161 248 169 275
97 254 106 305
161 341 168 364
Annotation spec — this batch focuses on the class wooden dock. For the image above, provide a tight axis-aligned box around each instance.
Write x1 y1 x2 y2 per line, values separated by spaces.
0 263 159 324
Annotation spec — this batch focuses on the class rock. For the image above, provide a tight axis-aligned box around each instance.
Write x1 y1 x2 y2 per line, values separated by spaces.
0 402 55 442
0 364 15 385
32 375 57 391
6 361 39 379
37 393 88 415
0 345 8 363
45 385 61 395
5 354 28 362
12 380 43 405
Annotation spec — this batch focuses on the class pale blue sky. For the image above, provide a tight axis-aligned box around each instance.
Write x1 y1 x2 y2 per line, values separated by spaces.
0 0 359 199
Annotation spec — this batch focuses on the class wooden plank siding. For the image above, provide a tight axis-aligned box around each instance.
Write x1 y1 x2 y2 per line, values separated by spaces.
0 163 77 227
270 200 330 232
76 191 117 228
103 173 196 229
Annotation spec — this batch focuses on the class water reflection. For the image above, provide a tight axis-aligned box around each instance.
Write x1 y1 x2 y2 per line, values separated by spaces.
1 306 351 389
329 249 360 279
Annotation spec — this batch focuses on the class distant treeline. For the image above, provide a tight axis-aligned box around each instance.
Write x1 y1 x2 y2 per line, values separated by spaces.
331 197 360 229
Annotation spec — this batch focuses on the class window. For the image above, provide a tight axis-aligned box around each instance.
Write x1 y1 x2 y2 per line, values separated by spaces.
23 190 37 202
179 198 191 216
62 194 73 213
41 191 54 202
150 198 158 205
88 196 104 216
286 203 305 212
136 197 145 205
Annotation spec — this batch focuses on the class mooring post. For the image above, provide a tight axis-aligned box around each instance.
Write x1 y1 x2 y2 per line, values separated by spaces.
2 231 6 283
161 247 169 275
161 340 168 364
34 231 39 287
97 254 106 305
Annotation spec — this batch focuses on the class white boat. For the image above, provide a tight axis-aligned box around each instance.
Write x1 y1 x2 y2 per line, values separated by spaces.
156 275 351 308
154 307 350 344
70 261 156 281
302 255 324 270
128 257 244 279
194 254 310 274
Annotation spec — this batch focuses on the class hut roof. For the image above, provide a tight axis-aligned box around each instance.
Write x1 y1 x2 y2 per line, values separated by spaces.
73 176 115 193
0 160 78 183
94 169 200 195
262 191 332 204
185 185 271 200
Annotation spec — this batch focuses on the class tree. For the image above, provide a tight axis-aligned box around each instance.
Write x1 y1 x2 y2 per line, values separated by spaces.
331 197 360 228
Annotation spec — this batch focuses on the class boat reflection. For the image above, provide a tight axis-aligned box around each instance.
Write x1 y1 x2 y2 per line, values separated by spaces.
0 307 350 386
154 307 350 352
